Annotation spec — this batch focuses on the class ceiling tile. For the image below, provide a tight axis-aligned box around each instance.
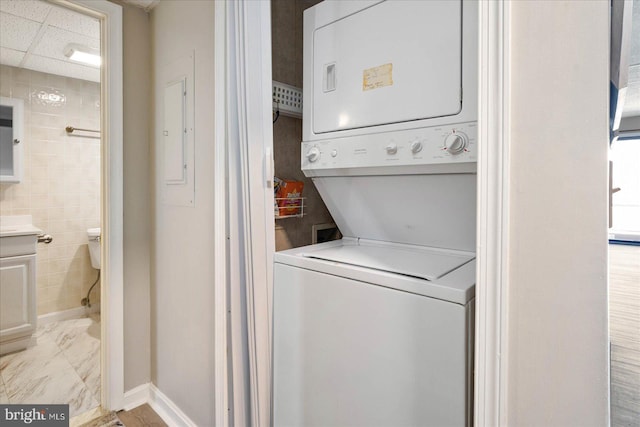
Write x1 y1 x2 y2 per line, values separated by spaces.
32 25 100 63
47 4 99 39
0 46 25 67
0 0 51 23
0 12 42 52
24 54 99 83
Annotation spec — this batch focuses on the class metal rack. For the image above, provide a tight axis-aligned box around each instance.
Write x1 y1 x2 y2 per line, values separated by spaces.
275 197 306 219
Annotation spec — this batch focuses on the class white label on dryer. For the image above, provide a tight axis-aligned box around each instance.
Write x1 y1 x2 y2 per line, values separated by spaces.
363 63 393 91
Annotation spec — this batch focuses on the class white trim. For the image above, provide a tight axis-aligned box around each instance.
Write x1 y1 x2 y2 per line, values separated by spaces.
49 0 125 412
121 383 198 427
227 1 275 425
122 383 150 411
148 384 198 427
213 1 229 426
475 1 510 426
38 305 100 326
227 3 250 423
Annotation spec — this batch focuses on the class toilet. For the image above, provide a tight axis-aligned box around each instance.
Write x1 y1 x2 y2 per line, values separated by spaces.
87 228 101 269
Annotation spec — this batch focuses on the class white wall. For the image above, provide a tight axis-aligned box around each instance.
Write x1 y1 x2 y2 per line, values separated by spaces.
115 0 152 392
506 1 609 425
150 1 216 425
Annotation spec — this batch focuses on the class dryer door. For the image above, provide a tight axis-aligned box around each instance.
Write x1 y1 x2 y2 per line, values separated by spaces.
311 0 462 134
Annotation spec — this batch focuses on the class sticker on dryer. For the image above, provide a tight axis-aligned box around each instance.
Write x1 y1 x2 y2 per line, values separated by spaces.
363 63 393 91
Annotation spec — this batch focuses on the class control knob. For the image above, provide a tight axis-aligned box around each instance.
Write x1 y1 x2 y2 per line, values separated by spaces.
410 140 423 154
444 132 468 155
306 147 321 162
386 143 398 155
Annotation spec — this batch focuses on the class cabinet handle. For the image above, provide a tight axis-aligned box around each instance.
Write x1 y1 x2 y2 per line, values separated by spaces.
37 234 53 244
13 139 20 144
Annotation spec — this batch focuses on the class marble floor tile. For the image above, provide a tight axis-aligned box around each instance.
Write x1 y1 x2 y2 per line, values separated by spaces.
0 376 9 404
0 315 101 417
6 366 99 417
61 331 101 401
48 318 97 350
0 337 71 388
69 406 110 427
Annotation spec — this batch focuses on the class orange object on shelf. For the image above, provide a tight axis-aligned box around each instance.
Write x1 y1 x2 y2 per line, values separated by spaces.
276 180 304 216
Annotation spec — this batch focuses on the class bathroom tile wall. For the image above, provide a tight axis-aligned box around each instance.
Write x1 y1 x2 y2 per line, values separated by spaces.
0 64 100 315
272 0 335 250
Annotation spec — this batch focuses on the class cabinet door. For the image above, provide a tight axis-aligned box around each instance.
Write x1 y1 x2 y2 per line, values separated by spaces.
0 97 24 183
0 255 36 340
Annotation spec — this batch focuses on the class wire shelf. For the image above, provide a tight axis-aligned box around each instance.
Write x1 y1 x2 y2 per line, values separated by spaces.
275 197 306 219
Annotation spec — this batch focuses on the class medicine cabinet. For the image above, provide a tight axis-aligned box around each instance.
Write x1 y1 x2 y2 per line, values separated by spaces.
0 97 24 183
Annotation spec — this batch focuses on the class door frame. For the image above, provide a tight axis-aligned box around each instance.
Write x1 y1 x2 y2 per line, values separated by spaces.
234 1 511 426
50 0 124 411
474 1 510 425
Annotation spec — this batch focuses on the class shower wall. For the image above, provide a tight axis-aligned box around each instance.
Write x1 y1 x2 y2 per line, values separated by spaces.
0 64 100 315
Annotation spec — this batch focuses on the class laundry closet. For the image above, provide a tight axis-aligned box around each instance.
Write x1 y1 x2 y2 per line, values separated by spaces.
270 1 478 425
271 0 338 250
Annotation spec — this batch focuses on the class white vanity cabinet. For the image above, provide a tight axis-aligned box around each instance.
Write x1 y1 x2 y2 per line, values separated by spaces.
0 216 41 355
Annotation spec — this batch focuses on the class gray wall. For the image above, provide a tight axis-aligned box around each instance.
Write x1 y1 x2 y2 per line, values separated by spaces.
117 1 152 392
150 1 216 425
271 0 334 250
506 1 609 424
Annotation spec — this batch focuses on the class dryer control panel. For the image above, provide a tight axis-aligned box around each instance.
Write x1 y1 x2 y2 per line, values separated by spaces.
301 122 477 176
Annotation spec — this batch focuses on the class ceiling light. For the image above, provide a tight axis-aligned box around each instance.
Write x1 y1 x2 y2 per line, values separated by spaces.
64 44 101 67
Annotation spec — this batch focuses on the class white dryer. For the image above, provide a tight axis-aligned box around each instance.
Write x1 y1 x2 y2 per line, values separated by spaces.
273 1 478 426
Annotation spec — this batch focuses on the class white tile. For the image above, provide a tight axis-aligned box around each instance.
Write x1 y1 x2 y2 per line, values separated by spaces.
32 25 99 63
0 0 52 23
0 336 69 387
0 12 42 52
0 374 9 404
0 47 25 67
24 55 99 84
47 4 99 39
5 365 99 417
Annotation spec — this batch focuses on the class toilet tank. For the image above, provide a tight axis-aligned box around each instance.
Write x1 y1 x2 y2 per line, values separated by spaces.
87 228 101 270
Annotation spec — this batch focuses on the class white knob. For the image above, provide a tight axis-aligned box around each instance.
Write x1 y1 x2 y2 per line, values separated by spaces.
386 143 398 155
306 147 320 162
331 149 338 157
444 132 468 154
410 140 423 154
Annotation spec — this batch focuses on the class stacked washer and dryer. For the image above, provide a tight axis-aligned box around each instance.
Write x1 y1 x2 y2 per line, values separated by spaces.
273 1 478 426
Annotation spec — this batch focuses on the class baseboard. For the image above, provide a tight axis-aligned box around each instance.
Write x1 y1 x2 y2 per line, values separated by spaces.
122 383 150 411
148 384 198 427
38 305 100 326
122 383 197 427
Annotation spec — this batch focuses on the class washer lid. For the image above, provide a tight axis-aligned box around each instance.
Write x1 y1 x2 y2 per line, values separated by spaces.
301 241 473 281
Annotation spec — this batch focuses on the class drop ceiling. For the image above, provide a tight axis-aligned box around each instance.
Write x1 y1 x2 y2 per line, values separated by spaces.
0 0 100 82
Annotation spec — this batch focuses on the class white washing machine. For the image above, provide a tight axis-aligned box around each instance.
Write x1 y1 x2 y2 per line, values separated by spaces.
273 239 475 426
273 1 478 426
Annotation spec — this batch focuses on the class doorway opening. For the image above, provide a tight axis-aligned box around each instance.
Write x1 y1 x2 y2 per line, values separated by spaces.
609 136 640 425
0 0 122 419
